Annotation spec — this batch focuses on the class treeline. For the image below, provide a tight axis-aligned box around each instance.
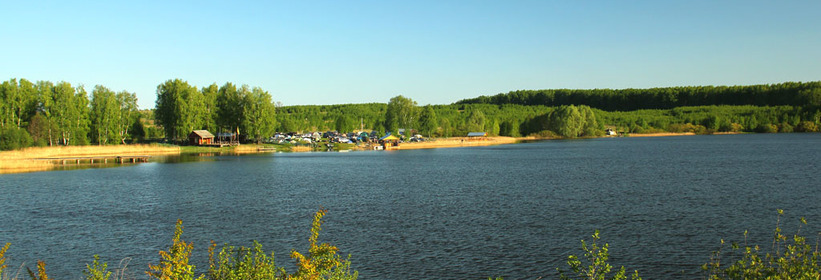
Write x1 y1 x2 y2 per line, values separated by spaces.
0 78 145 150
154 79 277 143
0 77 280 151
277 101 821 138
4 77 821 151
455 81 821 111
596 105 821 134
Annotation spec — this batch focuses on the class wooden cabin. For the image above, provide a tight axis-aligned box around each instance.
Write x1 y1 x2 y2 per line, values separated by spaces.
189 130 215 146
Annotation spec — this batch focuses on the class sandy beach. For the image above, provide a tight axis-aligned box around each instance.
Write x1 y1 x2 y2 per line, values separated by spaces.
398 136 523 150
624 132 696 137
1 132 714 174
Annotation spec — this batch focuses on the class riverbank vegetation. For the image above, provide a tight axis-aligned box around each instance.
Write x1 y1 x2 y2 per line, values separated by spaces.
2 78 820 151
1 210 817 279
1 210 358 280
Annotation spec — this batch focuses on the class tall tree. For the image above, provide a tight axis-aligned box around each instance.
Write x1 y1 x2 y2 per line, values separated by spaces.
1 78 37 129
35 81 57 145
334 114 354 132
216 82 244 134
241 86 277 143
116 91 139 144
549 105 583 138
90 85 119 145
418 105 438 137
155 79 201 141
201 83 219 132
465 108 486 132
51 81 77 145
0 81 8 128
17 79 38 128
385 95 418 134
73 85 91 145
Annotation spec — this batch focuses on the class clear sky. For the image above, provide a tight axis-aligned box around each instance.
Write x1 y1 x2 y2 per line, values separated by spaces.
2 1 820 109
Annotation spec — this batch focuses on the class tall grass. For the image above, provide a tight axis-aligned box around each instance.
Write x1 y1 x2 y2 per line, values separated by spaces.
0 144 179 160
0 144 180 174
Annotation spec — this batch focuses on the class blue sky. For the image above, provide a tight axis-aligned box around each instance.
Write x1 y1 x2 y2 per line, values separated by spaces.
2 1 820 109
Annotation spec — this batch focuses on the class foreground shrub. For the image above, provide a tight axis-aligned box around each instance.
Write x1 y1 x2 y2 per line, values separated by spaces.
25 260 49 280
205 241 279 280
0 243 9 277
143 210 357 280
83 255 110 280
703 209 821 279
558 230 641 280
288 209 357 280
146 220 198 280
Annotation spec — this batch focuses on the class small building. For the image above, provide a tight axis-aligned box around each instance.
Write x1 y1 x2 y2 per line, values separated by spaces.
216 132 239 146
379 133 401 150
189 130 215 146
467 132 488 137
605 129 618 136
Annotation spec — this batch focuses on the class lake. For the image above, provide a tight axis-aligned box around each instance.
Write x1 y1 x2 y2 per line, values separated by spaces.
1 133 820 279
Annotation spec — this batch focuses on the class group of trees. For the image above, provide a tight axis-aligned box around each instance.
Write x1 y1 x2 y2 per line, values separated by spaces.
0 78 142 150
154 79 277 143
3 78 821 151
276 98 821 139
276 99 580 138
596 105 821 134
457 81 821 111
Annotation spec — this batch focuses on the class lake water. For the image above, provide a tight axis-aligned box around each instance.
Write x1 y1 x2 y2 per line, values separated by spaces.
1 133 820 279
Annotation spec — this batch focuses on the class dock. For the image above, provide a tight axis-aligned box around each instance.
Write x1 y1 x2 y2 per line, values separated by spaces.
37 155 151 165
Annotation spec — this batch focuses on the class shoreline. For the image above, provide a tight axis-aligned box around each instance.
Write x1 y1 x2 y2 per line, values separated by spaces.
0 132 730 174
0 145 180 174
396 136 524 150
620 132 696 137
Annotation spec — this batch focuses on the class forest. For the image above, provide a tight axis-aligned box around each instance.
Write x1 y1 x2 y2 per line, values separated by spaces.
455 81 821 110
1 78 820 150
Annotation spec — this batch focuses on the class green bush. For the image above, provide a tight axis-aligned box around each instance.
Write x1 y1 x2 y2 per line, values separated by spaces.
83 255 111 280
558 230 641 280
0 128 33 151
778 122 794 133
795 121 819 132
755 124 779 133
205 241 279 280
703 210 821 279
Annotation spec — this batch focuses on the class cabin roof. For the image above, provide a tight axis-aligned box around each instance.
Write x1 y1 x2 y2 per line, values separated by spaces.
467 132 487 137
190 130 215 138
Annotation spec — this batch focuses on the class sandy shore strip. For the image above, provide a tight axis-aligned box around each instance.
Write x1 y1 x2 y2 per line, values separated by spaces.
399 136 522 150
0 144 180 174
626 132 696 137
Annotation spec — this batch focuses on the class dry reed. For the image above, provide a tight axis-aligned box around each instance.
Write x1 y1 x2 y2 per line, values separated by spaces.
0 145 180 174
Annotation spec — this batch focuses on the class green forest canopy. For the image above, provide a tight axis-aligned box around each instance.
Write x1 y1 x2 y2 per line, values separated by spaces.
2 78 821 150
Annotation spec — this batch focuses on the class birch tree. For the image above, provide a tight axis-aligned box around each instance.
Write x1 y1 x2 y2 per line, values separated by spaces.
116 91 138 144
90 85 118 145
241 87 277 143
